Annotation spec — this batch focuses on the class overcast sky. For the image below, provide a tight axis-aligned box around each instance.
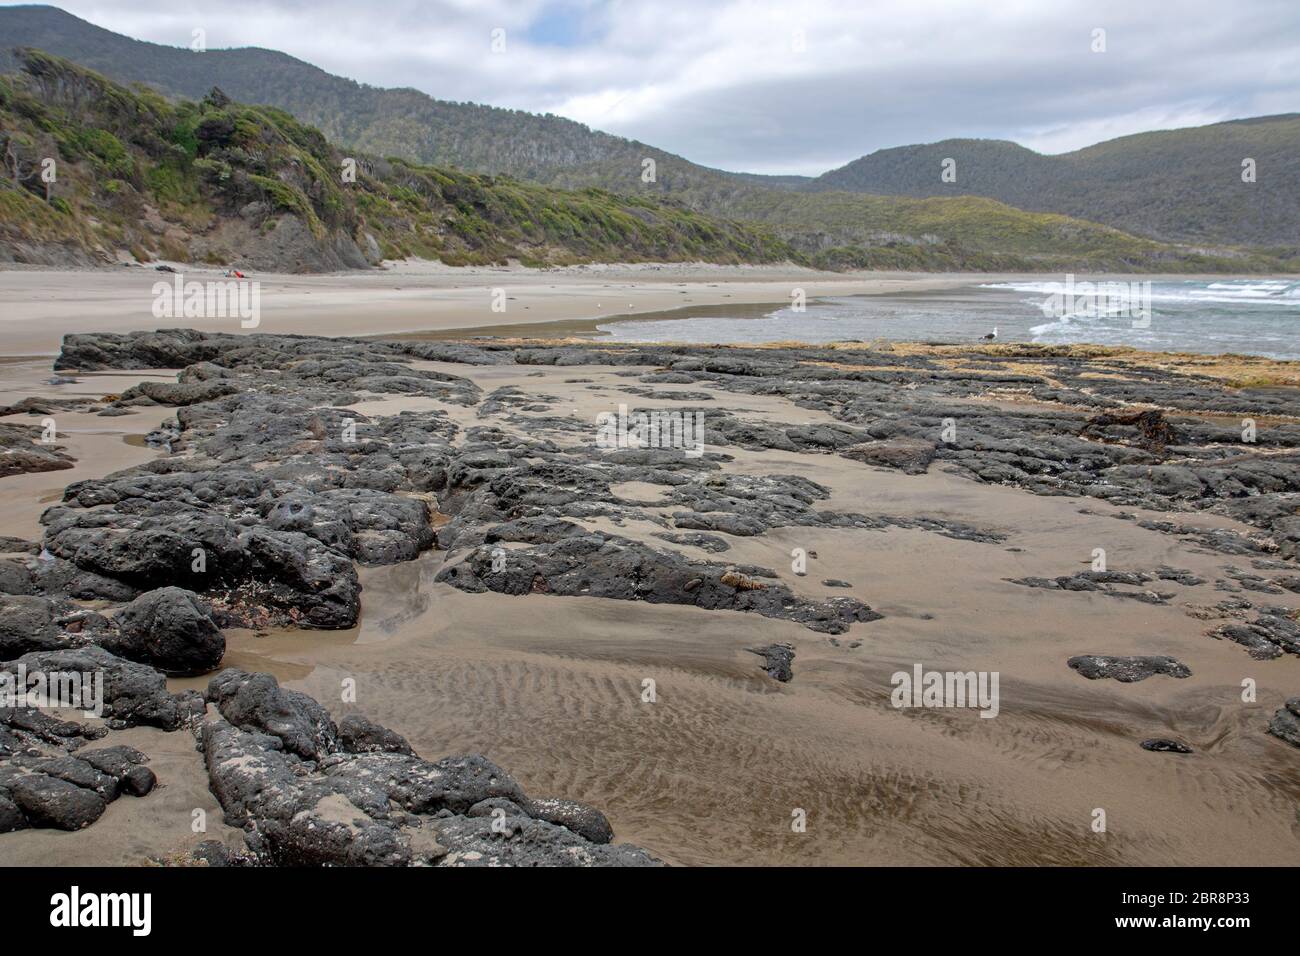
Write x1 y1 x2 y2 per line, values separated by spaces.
22 0 1300 175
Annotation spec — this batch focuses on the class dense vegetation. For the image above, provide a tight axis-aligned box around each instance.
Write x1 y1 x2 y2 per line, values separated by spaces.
0 50 795 269
0 5 662 183
731 190 1293 273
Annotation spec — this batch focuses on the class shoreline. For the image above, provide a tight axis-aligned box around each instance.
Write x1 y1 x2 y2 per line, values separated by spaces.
0 261 981 357
4 261 1297 358
370 298 795 342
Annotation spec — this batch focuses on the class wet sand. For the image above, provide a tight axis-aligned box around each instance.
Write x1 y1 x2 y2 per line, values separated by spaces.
0 360 172 539
238 362 1298 867
5 360 1295 866
0 280 1297 867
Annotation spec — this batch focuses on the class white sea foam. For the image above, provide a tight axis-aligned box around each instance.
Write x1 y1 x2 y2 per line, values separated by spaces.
603 279 1300 359
984 278 1300 307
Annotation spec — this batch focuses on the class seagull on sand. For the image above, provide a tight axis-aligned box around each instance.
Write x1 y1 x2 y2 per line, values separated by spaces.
982 327 999 340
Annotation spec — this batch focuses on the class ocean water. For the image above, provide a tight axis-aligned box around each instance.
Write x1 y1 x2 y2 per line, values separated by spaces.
597 278 1300 358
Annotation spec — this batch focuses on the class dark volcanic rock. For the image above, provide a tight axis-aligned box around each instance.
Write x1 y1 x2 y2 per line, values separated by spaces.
199 717 414 866
1010 570 1174 604
324 752 527 814
14 755 118 800
521 797 615 844
1 646 203 730
50 334 1300 571
651 531 732 553
0 536 39 555
0 553 139 602
1067 655 1192 682
0 423 75 477
205 668 338 760
120 379 239 406
77 745 151 780
1209 607 1300 659
338 713 414 756
197 675 660 867
436 536 880 634
0 740 156 833
749 642 796 682
31 331 1300 861
1140 738 1194 754
5 773 105 830
0 707 107 754
42 502 364 630
191 839 255 867
0 794 24 832
122 764 157 796
105 586 224 676
433 813 656 867
1267 697 1300 747
0 594 73 656
841 437 937 474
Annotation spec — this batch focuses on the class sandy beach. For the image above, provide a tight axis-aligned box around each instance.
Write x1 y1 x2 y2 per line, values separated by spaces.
0 291 1297 866
5 1 1300 930
0 261 1005 357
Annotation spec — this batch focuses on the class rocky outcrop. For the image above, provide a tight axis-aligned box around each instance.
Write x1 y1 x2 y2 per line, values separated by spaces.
1 646 204 730
0 553 138 602
0 708 106 757
0 594 77 657
1209 607 1300 659
205 669 337 759
841 437 936 474
0 746 154 832
198 669 660 867
104 587 224 676
33 332 484 631
1009 568 1190 605
20 329 1299 864
41 502 364 629
436 536 880 634
1067 655 1192 682
1140 738 1194 754
749 643 796 682
338 714 414 756
0 422 74 477
1266 697 1300 747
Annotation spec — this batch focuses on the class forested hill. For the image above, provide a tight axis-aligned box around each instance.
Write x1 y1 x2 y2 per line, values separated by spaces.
1 6 1294 273
0 50 796 270
809 117 1300 247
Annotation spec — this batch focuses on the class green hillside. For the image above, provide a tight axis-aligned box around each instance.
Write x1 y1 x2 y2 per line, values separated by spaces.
0 50 796 270
810 120 1300 248
0 4 715 190
731 190 1289 273
0 6 1294 273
